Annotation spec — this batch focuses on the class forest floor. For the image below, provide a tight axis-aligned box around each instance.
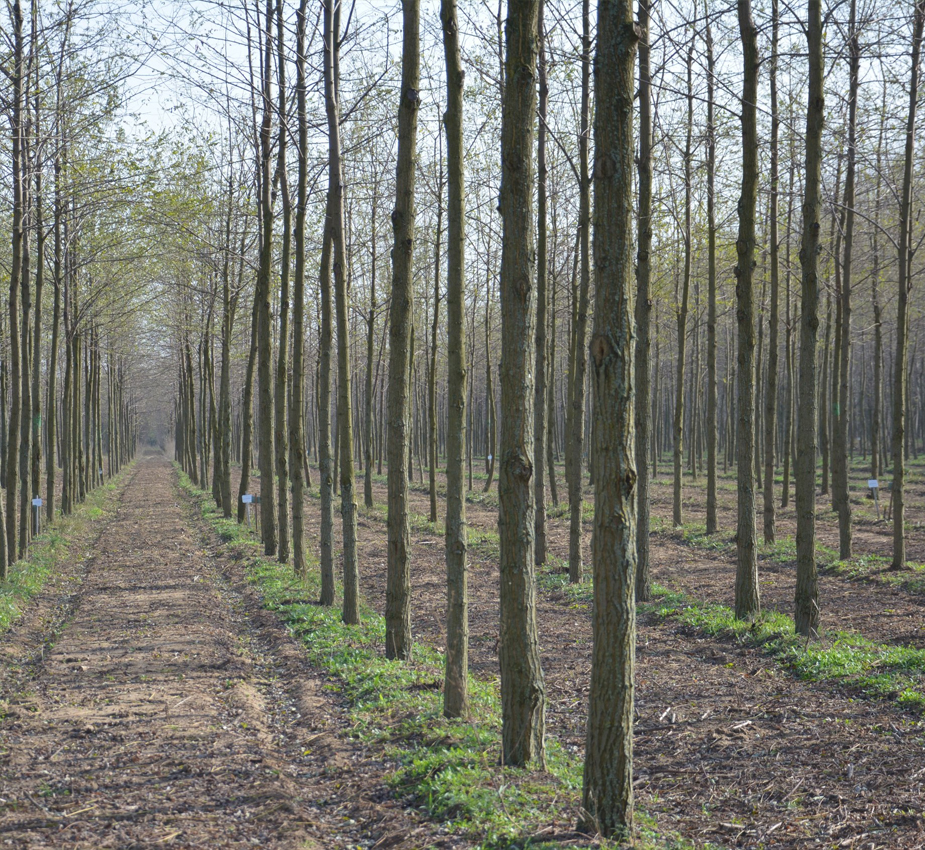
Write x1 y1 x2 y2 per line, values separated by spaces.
0 459 459 849
280 455 925 848
1 455 924 848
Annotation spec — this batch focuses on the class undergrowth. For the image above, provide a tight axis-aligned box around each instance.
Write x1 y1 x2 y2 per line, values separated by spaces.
177 466 707 850
538 560 925 714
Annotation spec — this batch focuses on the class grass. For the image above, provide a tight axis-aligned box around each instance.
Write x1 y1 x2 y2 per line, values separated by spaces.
537 559 925 714
177 466 708 850
0 464 134 636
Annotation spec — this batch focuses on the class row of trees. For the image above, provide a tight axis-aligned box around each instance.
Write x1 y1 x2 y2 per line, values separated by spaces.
152 0 925 837
1 0 143 579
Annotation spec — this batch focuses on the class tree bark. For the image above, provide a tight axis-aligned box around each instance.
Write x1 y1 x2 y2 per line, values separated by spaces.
734 0 760 620
498 0 545 768
441 0 469 719
795 0 824 637
385 0 421 656
892 0 925 570
635 0 652 600
581 0 638 836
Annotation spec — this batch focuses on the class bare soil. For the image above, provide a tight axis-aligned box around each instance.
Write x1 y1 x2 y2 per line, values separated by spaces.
287 466 925 849
0 461 457 849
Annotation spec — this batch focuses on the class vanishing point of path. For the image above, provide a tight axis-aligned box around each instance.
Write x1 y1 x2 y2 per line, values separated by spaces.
0 460 450 849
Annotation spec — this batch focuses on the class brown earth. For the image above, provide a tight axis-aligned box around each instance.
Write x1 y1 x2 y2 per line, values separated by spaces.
279 464 925 849
0 460 458 849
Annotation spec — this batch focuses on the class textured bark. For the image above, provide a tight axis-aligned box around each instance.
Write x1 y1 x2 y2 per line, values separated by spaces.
498 0 545 768
635 0 652 601
274 0 291 563
385 0 421 657
673 41 693 530
237 291 259 524
318 195 335 606
892 0 925 570
734 0 760 620
534 0 548 566
441 0 469 719
870 84 886 484
833 0 858 560
705 10 718 535
581 0 638 836
364 194 378 511
566 0 592 583
795 0 824 637
255 0 277 556
762 0 780 544
428 190 442 525
323 0 359 624
290 0 309 579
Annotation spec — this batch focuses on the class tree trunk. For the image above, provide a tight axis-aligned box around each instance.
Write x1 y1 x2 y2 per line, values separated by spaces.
385 0 421 656
892 0 925 570
441 0 469 719
534 0 549 565
290 0 310 579
635 0 653 600
566 0 592 583
581 0 638 834
274 0 291 563
762 0 780 544
795 0 824 637
498 0 545 768
428 178 443 525
705 9 718 534
734 0 760 620
255 0 277 556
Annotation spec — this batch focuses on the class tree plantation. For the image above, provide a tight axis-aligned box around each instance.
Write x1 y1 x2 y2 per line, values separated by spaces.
1 0 925 846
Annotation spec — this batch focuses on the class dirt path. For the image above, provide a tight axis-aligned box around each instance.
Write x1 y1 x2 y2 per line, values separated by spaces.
0 460 450 849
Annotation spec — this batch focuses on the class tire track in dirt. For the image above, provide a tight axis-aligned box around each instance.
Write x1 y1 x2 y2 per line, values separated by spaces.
0 460 457 849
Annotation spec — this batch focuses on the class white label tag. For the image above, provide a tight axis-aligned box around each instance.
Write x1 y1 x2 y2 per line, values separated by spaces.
242 494 253 504
868 479 878 489
31 498 42 507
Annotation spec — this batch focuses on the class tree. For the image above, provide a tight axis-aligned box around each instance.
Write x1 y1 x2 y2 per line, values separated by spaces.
441 0 468 719
498 0 545 768
891 0 925 571
832 0 858 561
255 0 278 557
385 0 421 658
734 0 760 620
581 0 638 834
566 0 592 583
795 0 824 637
762 0 780 544
323 0 360 625
635 0 652 600
290 0 310 579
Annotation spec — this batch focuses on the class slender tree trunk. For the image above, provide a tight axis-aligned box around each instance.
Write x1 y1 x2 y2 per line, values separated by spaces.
253 0 278 555
441 0 469 719
763 0 780 543
635 0 652 599
705 10 718 535
385 0 421 656
534 0 549 565
428 178 443 525
892 0 925 570
318 195 335 605
274 0 291 563
364 192 378 510
795 0 824 637
833 0 858 560
566 0 592 583
498 0 545 768
734 0 760 620
290 0 310 578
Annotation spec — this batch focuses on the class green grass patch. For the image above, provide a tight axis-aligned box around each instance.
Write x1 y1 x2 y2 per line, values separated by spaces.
177 466 703 850
0 464 134 635
648 585 925 713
